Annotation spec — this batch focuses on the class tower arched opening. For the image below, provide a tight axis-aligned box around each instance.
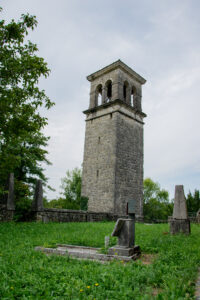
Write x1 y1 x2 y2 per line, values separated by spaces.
96 84 102 106
105 80 112 103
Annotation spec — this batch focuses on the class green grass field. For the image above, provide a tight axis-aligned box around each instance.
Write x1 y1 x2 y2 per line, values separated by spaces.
0 222 199 299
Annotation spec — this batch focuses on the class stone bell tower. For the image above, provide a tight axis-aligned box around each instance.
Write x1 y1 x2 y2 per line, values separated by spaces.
81 60 146 217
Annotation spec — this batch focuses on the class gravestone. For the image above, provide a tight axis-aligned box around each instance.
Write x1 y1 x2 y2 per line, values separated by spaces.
32 180 44 211
169 185 190 234
108 199 140 258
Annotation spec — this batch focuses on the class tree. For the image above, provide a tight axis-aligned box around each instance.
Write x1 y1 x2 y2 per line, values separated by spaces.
0 9 54 205
60 168 88 210
143 178 172 221
143 178 169 203
186 190 200 214
45 168 88 210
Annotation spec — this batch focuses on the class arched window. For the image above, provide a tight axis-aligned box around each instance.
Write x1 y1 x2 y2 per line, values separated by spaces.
96 84 102 106
131 86 136 107
105 80 112 102
123 81 129 102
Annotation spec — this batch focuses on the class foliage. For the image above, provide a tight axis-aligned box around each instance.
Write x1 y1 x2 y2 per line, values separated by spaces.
143 199 173 221
44 197 81 210
186 189 200 214
49 167 88 210
143 178 172 221
0 9 54 208
143 178 169 204
13 180 32 221
44 168 88 210
0 222 199 299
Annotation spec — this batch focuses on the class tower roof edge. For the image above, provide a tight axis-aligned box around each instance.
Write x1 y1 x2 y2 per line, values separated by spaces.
87 60 146 84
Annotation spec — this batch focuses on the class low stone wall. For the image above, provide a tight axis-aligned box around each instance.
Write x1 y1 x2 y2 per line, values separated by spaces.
33 208 128 223
0 204 15 222
189 216 198 223
143 219 168 224
34 209 87 223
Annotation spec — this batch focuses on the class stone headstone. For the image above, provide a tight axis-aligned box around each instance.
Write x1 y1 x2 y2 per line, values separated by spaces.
32 180 44 211
7 173 15 210
169 185 190 234
108 211 140 258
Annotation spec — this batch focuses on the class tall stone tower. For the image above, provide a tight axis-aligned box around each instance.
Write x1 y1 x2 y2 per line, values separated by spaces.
81 60 146 217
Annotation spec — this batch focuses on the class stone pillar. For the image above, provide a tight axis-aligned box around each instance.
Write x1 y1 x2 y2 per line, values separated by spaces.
102 87 106 104
32 180 44 211
169 185 190 234
7 173 15 210
126 86 131 105
89 91 96 108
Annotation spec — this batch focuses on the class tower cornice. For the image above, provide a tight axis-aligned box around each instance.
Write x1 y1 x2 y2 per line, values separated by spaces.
87 59 146 85
83 98 147 118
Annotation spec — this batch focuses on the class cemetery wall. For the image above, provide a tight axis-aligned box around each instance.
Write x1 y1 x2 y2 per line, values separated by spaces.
0 204 15 222
32 208 129 223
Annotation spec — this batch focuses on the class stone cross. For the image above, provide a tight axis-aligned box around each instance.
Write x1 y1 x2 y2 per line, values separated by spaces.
32 180 44 211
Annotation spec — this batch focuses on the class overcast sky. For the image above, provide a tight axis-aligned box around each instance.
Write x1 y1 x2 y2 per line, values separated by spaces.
1 0 200 200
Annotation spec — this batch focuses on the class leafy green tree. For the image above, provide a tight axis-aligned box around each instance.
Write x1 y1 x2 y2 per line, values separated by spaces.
143 178 172 221
144 178 169 204
186 190 200 214
0 8 54 206
60 168 88 210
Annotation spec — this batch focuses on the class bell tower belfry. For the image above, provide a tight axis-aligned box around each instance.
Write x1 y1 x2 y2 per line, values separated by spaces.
81 60 146 217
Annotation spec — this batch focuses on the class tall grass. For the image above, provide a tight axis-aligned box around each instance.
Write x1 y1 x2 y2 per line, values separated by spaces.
0 222 199 299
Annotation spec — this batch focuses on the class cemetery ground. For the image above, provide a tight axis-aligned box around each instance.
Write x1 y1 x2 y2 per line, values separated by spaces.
0 222 199 299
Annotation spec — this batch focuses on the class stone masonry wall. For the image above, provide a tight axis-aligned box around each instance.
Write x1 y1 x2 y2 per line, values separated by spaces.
82 112 116 213
114 112 143 216
0 204 14 221
82 101 144 217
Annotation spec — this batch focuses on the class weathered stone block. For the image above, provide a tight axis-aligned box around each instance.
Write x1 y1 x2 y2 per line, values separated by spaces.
169 218 191 235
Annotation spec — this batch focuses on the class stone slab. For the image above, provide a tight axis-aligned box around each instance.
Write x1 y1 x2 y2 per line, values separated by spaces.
35 244 140 262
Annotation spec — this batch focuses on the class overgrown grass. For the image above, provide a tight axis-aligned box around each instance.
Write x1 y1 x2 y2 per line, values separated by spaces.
0 222 199 299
